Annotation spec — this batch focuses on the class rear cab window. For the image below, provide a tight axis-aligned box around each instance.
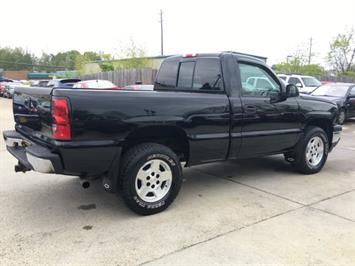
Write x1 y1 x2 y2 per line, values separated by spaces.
193 58 223 91
155 57 224 92
177 62 194 88
155 59 179 89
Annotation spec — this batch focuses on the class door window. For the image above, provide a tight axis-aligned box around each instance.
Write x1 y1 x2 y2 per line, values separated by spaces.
239 63 280 97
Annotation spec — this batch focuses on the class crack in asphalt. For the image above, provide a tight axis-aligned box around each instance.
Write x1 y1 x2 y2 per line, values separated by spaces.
139 206 303 266
140 169 355 265
196 168 355 223
337 147 355 152
309 206 355 223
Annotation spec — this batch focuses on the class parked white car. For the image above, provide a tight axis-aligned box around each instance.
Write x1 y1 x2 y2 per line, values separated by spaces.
246 77 276 89
73 80 118 89
277 74 321 94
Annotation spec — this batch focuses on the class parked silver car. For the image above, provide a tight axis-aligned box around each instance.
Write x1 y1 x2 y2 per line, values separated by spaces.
3 81 27 98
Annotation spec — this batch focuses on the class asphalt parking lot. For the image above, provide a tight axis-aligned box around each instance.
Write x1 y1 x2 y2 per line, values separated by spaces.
1 96 355 265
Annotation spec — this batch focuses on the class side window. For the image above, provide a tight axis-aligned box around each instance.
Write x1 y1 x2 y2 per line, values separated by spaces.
177 62 195 88
288 77 302 87
239 63 280 97
193 58 223 91
156 59 179 88
350 87 355 96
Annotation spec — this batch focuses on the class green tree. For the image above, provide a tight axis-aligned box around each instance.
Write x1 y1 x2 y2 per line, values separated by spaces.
0 47 35 70
327 28 355 76
272 47 325 76
99 54 114 71
113 39 150 69
75 51 103 74
51 50 81 69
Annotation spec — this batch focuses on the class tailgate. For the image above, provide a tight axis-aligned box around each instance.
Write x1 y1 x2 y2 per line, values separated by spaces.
13 86 53 140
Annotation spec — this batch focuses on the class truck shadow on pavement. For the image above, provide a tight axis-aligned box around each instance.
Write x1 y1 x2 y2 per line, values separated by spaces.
9 146 354 222
13 155 293 218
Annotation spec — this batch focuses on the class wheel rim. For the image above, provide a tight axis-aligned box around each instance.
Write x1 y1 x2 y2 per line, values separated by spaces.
338 111 345 124
135 159 172 203
305 136 324 167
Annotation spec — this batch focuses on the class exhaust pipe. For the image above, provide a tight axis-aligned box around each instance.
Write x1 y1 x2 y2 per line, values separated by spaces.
80 179 90 189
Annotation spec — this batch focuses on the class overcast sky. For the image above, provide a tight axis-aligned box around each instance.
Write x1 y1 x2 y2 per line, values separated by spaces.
1 0 354 66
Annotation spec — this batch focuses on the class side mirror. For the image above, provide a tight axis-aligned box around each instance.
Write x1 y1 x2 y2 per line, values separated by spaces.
295 83 303 88
286 84 299 98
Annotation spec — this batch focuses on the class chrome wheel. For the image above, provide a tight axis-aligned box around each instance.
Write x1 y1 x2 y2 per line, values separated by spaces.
305 136 324 167
135 159 172 202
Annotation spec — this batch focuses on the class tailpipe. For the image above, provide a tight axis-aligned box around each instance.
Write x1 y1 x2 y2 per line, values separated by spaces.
80 179 90 189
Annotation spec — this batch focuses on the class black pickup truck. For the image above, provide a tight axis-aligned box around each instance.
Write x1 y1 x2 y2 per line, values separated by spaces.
3 52 342 215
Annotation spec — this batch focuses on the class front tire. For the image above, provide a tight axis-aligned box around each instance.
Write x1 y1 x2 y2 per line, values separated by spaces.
337 109 346 125
289 126 329 174
119 143 183 215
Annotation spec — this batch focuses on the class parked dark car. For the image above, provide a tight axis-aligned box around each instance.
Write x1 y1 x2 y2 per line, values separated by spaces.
3 52 342 215
311 83 355 124
46 78 81 88
0 77 13 83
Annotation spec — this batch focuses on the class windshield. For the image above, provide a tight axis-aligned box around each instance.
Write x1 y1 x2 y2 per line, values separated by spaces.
302 77 321 87
312 84 349 97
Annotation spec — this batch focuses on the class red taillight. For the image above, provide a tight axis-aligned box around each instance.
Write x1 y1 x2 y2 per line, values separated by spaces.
52 97 71 140
111 85 120 90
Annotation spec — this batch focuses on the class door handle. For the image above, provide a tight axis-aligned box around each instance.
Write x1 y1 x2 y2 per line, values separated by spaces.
244 105 257 113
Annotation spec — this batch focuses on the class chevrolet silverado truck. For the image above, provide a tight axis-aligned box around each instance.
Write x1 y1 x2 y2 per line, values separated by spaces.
3 52 342 215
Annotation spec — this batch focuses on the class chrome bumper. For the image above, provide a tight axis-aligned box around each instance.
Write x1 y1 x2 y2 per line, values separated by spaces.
3 130 61 174
26 153 54 173
332 125 342 144
330 125 342 152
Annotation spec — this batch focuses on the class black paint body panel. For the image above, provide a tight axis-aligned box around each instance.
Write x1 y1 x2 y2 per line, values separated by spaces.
11 52 339 177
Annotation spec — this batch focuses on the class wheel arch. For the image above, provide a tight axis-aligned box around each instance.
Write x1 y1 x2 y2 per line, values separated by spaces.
305 118 333 146
122 125 190 163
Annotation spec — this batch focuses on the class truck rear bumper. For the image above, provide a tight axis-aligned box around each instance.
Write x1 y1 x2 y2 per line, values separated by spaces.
3 130 63 173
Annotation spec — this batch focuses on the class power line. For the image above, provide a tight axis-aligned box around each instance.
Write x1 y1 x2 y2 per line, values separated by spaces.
0 60 66 69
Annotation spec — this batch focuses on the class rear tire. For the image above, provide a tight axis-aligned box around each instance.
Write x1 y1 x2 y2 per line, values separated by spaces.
119 143 183 215
288 126 329 174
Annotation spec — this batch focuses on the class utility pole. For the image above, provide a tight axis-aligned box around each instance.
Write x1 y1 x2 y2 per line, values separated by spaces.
159 10 164 56
308 37 313 65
